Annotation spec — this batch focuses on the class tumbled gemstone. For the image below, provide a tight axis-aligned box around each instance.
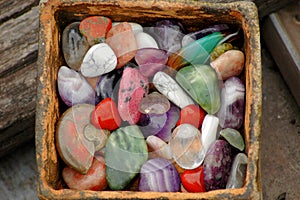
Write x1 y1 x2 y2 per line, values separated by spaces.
135 48 168 77
226 153 248 189
62 156 107 191
201 114 220 151
83 124 110 151
57 66 95 107
135 32 158 49
139 92 170 114
203 140 232 191
217 76 245 129
180 166 206 193
182 24 229 47
153 71 194 109
118 67 149 124
79 16 112 45
56 104 95 174
105 125 148 190
210 49 245 80
168 32 224 70
145 19 185 54
138 112 167 138
170 124 205 169
139 158 180 192
106 22 138 69
113 22 143 35
210 43 235 61
95 67 123 103
220 128 245 151
80 43 117 77
146 135 172 160
62 22 90 70
176 64 220 114
155 103 180 142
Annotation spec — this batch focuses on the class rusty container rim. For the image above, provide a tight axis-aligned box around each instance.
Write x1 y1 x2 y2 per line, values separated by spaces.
36 0 262 199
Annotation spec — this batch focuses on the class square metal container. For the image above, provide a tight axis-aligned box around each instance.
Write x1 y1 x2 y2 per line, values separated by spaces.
36 0 262 199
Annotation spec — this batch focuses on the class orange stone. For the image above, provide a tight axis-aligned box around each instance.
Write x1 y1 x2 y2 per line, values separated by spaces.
106 22 137 69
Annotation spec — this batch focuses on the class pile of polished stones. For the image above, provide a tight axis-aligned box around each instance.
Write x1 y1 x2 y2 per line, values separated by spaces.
56 16 248 193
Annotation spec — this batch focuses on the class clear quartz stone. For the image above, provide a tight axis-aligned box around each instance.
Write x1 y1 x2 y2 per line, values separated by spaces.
226 153 248 189
170 124 205 169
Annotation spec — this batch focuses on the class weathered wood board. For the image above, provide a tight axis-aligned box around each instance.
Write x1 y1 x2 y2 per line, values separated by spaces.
0 0 294 156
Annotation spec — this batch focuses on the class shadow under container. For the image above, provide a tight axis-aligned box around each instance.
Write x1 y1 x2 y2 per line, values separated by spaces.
36 0 262 199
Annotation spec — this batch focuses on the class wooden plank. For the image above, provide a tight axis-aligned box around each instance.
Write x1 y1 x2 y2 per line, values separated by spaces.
0 0 39 23
0 6 39 77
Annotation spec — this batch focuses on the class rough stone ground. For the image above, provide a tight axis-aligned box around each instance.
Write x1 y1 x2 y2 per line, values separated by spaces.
0 46 299 200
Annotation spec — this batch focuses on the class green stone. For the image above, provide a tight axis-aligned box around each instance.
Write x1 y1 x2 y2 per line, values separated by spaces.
210 43 236 61
176 64 220 114
105 125 148 190
220 128 245 151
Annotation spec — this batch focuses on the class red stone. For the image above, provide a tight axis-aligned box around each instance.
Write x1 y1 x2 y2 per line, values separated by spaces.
62 156 107 191
79 16 112 45
176 104 206 128
181 166 206 193
91 98 121 131
106 22 137 69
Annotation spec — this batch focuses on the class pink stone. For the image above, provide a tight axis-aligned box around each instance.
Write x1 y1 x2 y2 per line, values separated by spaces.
118 67 149 124
106 22 138 69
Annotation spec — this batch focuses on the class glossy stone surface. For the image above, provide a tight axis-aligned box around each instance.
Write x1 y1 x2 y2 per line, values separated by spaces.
220 128 245 151
217 77 245 129
135 48 168 77
168 32 224 70
118 67 149 124
80 43 117 77
135 32 158 49
170 124 205 169
176 64 220 114
106 22 137 69
153 71 194 109
56 104 95 174
62 156 107 191
105 125 148 190
145 19 185 54
79 16 112 45
95 68 123 103
226 153 248 189
139 158 180 192
210 49 245 80
180 166 206 193
201 114 219 151
203 140 232 191
57 66 95 107
182 24 229 47
83 124 109 151
139 92 170 114
113 22 143 35
210 42 235 61
138 112 167 138
62 22 90 70
146 135 172 160
155 103 180 142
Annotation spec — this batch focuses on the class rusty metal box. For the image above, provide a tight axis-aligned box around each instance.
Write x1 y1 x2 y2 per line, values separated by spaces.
36 0 262 199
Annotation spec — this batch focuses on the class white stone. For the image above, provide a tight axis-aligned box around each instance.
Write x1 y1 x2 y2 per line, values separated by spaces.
135 32 158 49
226 153 248 189
153 71 194 108
80 43 117 77
201 114 219 151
